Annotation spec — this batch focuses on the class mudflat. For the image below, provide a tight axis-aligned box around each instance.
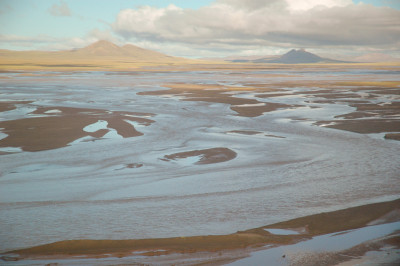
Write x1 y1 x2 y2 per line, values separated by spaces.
0 63 399 265
0 105 154 152
4 199 400 265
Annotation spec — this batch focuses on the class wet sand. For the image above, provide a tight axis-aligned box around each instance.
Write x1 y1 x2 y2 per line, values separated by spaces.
0 64 399 265
317 119 400 134
137 79 400 131
385 133 400 141
0 105 154 151
2 198 399 264
138 83 293 117
0 101 31 112
162 147 237 165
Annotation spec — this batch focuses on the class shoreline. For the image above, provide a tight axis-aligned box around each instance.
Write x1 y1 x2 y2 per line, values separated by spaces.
1 61 400 72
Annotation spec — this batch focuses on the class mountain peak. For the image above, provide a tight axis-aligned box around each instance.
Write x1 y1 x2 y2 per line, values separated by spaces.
248 48 347 64
89 40 118 47
78 40 121 55
68 40 177 62
277 49 323 63
75 40 152 57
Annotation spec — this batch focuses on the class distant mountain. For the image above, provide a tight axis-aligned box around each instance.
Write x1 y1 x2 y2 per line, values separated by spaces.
228 49 348 64
0 40 188 70
74 40 122 56
70 40 175 61
262 49 324 63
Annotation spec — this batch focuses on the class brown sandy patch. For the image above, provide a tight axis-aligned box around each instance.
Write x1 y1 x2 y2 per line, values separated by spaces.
310 99 371 105
115 163 144 171
162 147 237 165
227 130 285 139
162 83 259 91
293 84 400 135
228 130 262 135
302 88 373 97
317 119 400 134
372 88 400 96
385 133 400 141
346 104 398 116
291 86 396 103
244 79 399 92
335 81 400 88
287 234 400 266
231 102 289 117
342 102 400 118
309 92 363 99
0 106 154 152
265 134 286 138
334 111 377 119
1 56 399 71
5 199 399 260
138 79 400 132
126 163 143 168
0 101 32 112
138 83 294 117
0 116 104 152
368 209 400 225
0 69 20 73
265 199 400 236
16 73 61 77
0 102 18 112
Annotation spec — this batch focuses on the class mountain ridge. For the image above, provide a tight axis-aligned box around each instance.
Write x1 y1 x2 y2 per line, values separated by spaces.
231 49 349 64
0 40 189 70
69 40 174 60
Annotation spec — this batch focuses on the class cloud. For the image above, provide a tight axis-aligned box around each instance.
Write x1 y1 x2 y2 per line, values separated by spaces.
285 0 351 11
48 1 71 17
87 28 121 45
0 34 106 51
0 34 58 44
112 0 400 56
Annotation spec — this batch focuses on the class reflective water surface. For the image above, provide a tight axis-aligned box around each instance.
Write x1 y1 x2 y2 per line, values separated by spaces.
230 221 400 265
0 68 399 252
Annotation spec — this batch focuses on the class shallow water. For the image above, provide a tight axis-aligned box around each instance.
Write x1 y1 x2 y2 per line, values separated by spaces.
230 221 400 265
0 69 399 252
264 229 300 235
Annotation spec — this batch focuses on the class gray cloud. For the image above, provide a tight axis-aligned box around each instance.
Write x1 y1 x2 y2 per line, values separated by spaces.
112 0 400 56
48 1 71 17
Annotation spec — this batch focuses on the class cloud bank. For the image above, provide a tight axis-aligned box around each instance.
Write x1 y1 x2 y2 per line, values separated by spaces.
2 0 399 57
112 0 400 56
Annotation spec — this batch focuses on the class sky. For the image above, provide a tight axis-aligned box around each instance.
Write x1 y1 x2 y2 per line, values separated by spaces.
1 0 400 58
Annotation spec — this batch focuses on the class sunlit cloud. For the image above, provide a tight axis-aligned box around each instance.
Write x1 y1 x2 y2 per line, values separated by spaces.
1 0 399 58
0 34 110 51
112 0 400 56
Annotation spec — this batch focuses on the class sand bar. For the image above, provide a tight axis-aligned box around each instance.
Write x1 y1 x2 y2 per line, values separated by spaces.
2 198 399 264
